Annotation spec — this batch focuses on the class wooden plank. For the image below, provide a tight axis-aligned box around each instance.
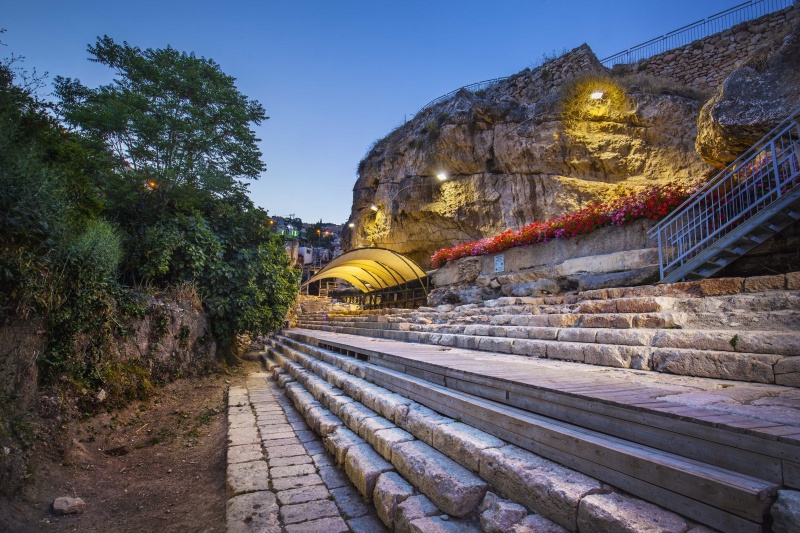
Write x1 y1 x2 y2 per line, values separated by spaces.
508 390 782 483
783 460 800 489
369 370 767 533
367 365 777 522
288 331 800 463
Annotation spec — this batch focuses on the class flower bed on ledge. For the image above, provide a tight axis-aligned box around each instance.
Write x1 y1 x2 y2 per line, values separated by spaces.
431 182 697 268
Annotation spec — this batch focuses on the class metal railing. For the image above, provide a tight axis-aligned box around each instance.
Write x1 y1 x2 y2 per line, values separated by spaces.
600 0 794 68
419 77 509 113
416 0 792 114
648 108 800 281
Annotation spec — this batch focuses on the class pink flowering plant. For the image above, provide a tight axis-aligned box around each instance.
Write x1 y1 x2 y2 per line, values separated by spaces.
431 182 697 268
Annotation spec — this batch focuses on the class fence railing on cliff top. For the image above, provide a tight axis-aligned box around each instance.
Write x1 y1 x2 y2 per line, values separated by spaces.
600 0 794 68
417 0 793 114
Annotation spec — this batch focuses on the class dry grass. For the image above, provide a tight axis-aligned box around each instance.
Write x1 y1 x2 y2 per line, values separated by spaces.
613 72 709 101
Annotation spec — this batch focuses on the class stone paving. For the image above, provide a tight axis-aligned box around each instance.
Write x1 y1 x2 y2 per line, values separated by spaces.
225 371 388 533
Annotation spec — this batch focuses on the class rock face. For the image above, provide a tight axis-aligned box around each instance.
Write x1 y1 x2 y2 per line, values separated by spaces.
696 27 800 168
344 44 708 267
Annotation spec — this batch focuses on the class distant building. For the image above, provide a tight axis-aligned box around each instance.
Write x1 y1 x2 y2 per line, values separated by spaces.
270 216 301 238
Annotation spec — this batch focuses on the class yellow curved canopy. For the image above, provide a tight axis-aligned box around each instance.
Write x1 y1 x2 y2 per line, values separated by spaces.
303 248 427 293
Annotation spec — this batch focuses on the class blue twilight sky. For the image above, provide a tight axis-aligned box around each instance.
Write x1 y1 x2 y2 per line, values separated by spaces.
4 0 741 224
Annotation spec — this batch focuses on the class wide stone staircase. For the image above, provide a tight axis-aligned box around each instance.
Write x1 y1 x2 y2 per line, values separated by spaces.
272 273 800 532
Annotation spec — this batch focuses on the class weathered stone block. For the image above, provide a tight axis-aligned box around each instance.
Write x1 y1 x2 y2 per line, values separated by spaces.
338 401 379 435
478 445 604 531
744 274 786 293
431 422 505 472
344 443 394 501
392 440 488 517
373 391 413 423
480 493 527 533
227 443 264 464
358 415 395 442
652 348 779 383
511 339 548 357
324 427 363 465
510 514 570 533
698 277 743 296
326 394 355 418
577 300 617 314
374 471 416 528
738 331 800 357
580 314 633 329
226 460 271 496
547 343 585 362
227 425 261 447
395 495 441 533
397 405 454 445
577 493 688 533
371 427 415 461
771 489 800 533
408 516 482 532
280 498 340 525
558 328 597 343
595 329 654 346
276 485 330 505
479 337 514 353
271 472 324 491
583 344 650 370
226 492 279 533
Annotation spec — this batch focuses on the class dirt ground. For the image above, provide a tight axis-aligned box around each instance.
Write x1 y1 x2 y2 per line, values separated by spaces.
0 361 262 533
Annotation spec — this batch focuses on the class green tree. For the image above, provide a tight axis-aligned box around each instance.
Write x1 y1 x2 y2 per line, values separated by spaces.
54 36 267 201
54 36 298 351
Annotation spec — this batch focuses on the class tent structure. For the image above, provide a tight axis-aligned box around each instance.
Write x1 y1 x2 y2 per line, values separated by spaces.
302 248 428 294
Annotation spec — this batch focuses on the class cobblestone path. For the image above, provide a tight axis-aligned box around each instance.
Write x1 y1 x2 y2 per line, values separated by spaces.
225 372 387 532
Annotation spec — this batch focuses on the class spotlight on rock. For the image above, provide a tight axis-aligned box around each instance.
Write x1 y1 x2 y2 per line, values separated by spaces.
590 91 604 100
436 173 447 181
370 205 379 212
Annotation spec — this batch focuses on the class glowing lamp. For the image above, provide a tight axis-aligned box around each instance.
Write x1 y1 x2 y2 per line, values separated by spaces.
348 223 355 228
590 91 604 100
436 173 447 181
370 205 379 211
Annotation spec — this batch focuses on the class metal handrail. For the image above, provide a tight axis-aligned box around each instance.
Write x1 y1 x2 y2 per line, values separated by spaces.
647 108 800 280
419 77 509 112
416 0 792 114
600 0 793 68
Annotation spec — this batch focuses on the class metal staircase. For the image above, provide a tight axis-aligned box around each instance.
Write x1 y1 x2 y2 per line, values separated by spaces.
649 108 800 283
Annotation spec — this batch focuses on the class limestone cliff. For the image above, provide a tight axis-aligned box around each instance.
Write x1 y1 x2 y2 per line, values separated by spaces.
696 25 800 168
343 45 710 267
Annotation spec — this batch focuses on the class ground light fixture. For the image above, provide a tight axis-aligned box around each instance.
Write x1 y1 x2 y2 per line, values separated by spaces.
370 205 379 211
348 223 355 228
590 91 604 100
436 173 447 181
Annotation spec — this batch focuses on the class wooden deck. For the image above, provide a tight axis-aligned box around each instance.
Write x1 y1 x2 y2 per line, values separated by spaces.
278 328 800 532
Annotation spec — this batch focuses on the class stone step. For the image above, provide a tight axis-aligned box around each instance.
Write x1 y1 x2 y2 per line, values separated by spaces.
292 323 798 385
266 333 790 533
264 341 709 532
299 310 687 329
295 319 800 358
264 348 544 532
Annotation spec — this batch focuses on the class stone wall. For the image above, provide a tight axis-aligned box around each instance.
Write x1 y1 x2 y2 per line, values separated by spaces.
483 43 605 105
428 222 662 305
614 4 800 91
